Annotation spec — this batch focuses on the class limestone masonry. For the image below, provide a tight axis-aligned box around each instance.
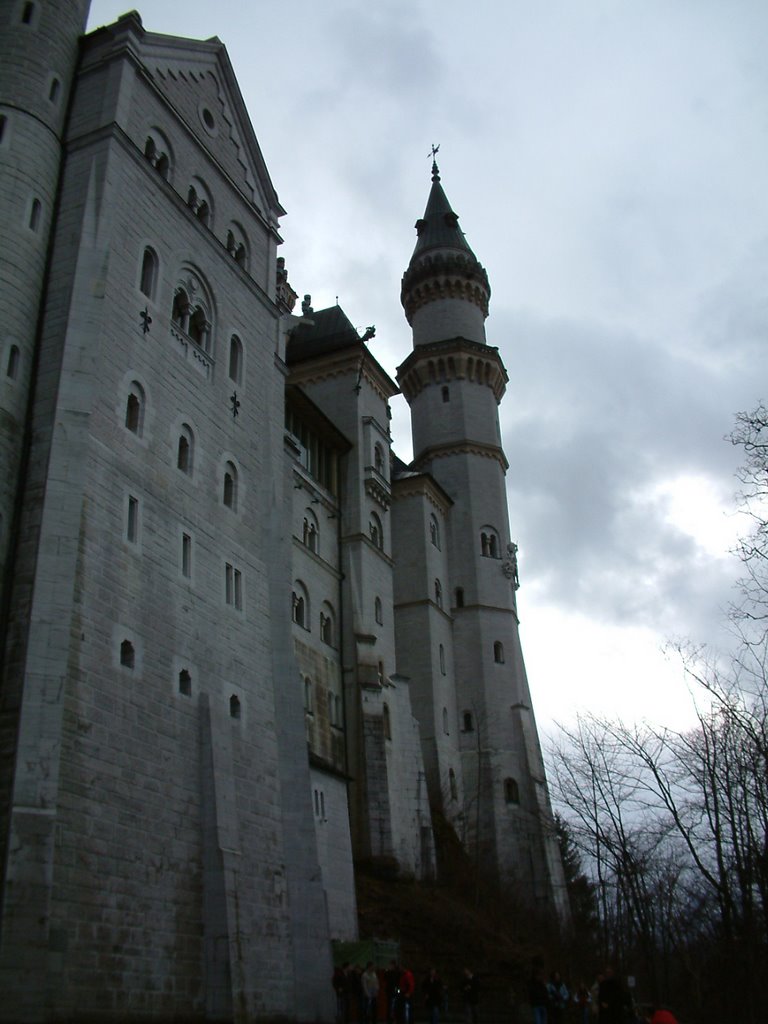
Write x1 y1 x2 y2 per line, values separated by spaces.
0 4 567 1020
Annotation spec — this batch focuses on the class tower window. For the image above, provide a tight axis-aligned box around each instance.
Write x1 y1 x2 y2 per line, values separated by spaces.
181 532 192 578
120 639 135 669
442 707 449 734
126 495 139 544
441 386 450 403
178 669 192 697
139 247 158 299
320 604 335 646
494 641 505 664
455 587 464 608
125 383 145 436
374 596 383 625
303 510 319 553
48 77 61 104
434 579 443 609
462 710 474 732
504 777 520 804
21 2 35 25
223 461 238 510
449 768 458 801
383 702 392 740
374 443 384 475
228 334 243 384
369 513 383 550
0 114 7 144
225 562 243 610
439 644 446 675
6 345 20 380
429 514 440 549
177 425 193 474
29 198 41 232
304 676 313 713
229 694 241 719
292 582 309 628
481 529 500 559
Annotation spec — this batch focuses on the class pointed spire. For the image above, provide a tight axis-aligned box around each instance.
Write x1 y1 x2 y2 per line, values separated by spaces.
411 158 475 261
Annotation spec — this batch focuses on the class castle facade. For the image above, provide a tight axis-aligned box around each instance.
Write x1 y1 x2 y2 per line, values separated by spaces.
0 5 566 1020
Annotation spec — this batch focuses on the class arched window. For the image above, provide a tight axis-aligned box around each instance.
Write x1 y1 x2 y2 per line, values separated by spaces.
481 527 500 559
139 247 158 299
29 198 41 232
302 509 319 553
449 768 458 800
226 223 249 270
144 129 172 181
493 641 505 664
125 382 145 436
320 604 335 646
504 777 520 804
223 461 238 510
429 514 440 548
292 582 309 628
439 644 446 675
178 669 192 696
229 694 241 719
177 424 193 474
462 710 474 732
374 443 384 474
6 345 20 380
187 177 213 227
48 77 60 104
369 513 383 550
383 702 392 740
455 587 465 608
374 596 383 625
120 639 135 669
442 707 449 734
228 334 243 384
434 579 443 609
171 271 213 354
377 660 385 685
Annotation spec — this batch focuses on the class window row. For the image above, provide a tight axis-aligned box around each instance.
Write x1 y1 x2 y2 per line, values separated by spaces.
123 395 244 507
302 675 343 729
123 500 244 608
117 639 243 718
292 584 337 646
142 133 251 270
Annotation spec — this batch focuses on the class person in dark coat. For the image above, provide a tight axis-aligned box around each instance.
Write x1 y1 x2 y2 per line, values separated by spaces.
598 967 627 1024
423 968 444 1024
529 968 548 1024
461 968 480 1024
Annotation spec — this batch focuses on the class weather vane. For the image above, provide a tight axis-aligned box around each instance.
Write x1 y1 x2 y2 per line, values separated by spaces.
429 143 440 161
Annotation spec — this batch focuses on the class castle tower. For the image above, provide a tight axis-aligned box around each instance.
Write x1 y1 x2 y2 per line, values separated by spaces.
396 161 568 914
0 0 91 601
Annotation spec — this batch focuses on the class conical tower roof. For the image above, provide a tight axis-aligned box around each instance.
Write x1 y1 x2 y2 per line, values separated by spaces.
401 159 490 332
410 160 476 260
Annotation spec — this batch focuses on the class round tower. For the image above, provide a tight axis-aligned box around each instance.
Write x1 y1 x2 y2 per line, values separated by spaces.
0 0 91 585
396 161 562 904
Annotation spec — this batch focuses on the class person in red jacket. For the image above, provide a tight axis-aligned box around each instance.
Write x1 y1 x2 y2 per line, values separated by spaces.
399 966 415 1024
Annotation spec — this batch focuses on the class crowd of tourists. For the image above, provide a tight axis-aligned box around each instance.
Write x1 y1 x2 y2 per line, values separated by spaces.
332 960 678 1024
332 962 479 1024
527 965 679 1024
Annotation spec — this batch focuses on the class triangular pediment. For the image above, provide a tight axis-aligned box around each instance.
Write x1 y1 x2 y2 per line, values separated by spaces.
137 31 284 223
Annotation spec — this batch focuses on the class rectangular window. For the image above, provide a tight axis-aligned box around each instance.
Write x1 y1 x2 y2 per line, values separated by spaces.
181 532 192 578
126 495 139 544
225 562 243 610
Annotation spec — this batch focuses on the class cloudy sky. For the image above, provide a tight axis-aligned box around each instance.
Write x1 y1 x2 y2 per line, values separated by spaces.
89 0 768 730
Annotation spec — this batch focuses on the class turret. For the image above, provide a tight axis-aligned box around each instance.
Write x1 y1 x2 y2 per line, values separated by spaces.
400 158 490 347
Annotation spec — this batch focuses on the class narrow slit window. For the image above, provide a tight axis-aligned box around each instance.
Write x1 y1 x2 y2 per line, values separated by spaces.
126 496 139 544
29 198 41 232
229 694 241 719
181 533 192 578
120 639 135 669
21 2 35 25
48 77 60 104
139 247 158 299
178 669 192 696
6 345 20 380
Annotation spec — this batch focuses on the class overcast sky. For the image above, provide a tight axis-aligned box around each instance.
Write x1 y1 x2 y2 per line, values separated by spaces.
89 0 768 730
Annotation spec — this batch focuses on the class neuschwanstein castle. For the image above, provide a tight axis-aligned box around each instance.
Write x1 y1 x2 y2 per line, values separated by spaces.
0 4 567 1021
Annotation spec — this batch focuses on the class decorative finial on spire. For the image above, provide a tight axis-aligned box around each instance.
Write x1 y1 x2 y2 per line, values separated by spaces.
429 143 440 181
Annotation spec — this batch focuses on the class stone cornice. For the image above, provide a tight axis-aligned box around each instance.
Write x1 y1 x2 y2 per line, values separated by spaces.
412 440 509 473
397 338 508 404
288 347 399 404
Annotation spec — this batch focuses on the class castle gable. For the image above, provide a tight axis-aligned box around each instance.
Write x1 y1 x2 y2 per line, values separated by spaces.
139 32 283 222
